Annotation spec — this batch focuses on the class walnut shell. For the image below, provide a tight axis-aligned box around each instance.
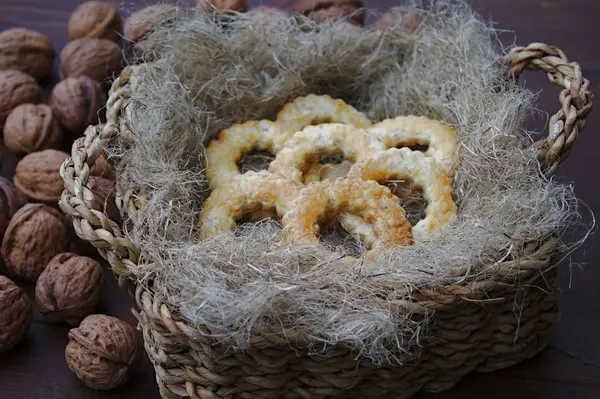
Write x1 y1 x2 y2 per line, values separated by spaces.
124 4 178 43
87 176 119 222
374 7 423 40
1 203 71 282
296 0 365 25
308 5 365 25
90 151 116 179
0 28 55 81
66 314 139 390
0 177 28 241
0 276 32 354
249 5 288 15
68 1 123 43
196 0 248 13
0 69 43 127
59 38 123 85
236 6 292 35
35 253 104 326
50 76 107 139
14 149 70 203
4 104 63 154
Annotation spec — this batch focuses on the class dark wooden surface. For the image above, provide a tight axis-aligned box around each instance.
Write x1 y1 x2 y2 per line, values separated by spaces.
1 0 599 398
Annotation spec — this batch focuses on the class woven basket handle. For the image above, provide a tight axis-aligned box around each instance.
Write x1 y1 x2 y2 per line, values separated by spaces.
59 70 139 286
505 43 593 176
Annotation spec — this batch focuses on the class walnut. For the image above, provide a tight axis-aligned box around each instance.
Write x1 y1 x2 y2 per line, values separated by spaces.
0 28 55 81
374 7 423 49
90 151 116 179
66 314 139 390
50 76 106 139
68 1 123 43
124 4 178 43
3 104 63 154
35 253 104 326
0 69 43 128
246 5 290 28
0 276 33 354
248 5 288 15
59 38 123 85
296 0 365 25
196 0 248 13
14 149 70 203
87 176 119 222
1 203 70 282
0 177 28 241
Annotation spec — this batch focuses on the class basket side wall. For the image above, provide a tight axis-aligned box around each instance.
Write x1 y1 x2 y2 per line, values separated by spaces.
135 268 560 399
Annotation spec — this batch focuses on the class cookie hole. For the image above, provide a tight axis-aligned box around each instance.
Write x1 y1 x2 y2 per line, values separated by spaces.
237 150 275 174
394 143 429 152
234 207 281 237
302 153 353 184
309 117 333 125
384 180 427 226
318 217 367 257
234 219 283 237
319 153 344 165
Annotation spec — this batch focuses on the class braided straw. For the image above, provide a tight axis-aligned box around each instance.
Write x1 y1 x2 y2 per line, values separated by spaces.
58 43 591 398
59 68 140 292
505 43 592 176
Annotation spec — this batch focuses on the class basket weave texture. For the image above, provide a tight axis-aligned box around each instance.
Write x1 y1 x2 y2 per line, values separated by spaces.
59 42 592 399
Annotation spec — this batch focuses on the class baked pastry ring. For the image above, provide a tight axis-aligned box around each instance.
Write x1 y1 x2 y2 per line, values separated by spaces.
275 93 372 132
281 178 413 249
205 94 372 189
368 115 458 174
347 147 457 241
204 120 283 190
268 123 385 185
199 170 300 239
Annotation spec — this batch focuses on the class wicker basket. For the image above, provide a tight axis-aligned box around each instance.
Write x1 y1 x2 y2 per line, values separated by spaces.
59 42 592 398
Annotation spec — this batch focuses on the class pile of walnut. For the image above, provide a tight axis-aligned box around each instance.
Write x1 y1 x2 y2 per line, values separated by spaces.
0 0 133 392
0 0 423 392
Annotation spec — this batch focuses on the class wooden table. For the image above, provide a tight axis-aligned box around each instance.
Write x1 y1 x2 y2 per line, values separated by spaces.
1 0 599 398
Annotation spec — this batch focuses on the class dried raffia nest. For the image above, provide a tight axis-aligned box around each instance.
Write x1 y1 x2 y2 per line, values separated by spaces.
103 0 591 364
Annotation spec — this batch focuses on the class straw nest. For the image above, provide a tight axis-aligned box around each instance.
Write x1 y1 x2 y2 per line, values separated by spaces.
107 0 589 363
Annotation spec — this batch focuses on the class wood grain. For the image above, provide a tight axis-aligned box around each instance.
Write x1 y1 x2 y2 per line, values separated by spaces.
1 1 599 398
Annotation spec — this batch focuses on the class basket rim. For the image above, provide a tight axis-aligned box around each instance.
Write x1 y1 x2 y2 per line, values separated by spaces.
58 41 592 343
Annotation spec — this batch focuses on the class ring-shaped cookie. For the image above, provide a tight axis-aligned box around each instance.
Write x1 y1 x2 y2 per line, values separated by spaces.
199 171 300 239
368 115 458 174
275 94 372 132
268 123 385 185
205 120 283 190
347 147 457 242
205 94 372 189
277 94 372 183
281 178 413 249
